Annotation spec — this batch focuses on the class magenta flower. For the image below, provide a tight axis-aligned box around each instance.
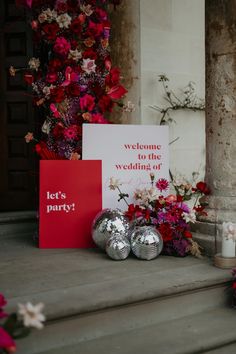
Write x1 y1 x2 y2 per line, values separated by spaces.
0 294 8 318
156 178 169 192
0 328 16 353
53 37 71 57
91 113 108 124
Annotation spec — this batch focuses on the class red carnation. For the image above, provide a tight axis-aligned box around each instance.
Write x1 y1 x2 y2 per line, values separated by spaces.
98 95 114 112
52 124 64 139
50 87 65 103
80 94 95 111
42 22 59 41
196 181 210 195
86 20 103 37
66 83 80 97
71 17 82 34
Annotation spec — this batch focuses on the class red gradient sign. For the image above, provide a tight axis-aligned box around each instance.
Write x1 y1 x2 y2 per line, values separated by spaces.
39 160 102 248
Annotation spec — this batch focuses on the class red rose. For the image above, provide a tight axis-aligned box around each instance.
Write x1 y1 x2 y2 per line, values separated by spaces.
50 87 65 103
86 20 103 37
55 1 68 13
42 22 60 41
98 95 114 112
48 58 63 72
66 83 80 97
83 48 97 60
46 72 58 83
71 17 82 34
52 124 64 138
184 230 192 239
196 182 210 195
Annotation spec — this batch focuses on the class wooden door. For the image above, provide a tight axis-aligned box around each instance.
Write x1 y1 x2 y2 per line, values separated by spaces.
0 0 38 211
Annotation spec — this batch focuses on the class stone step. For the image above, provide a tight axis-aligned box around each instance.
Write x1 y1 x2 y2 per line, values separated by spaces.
16 290 235 354
0 211 37 238
204 342 236 354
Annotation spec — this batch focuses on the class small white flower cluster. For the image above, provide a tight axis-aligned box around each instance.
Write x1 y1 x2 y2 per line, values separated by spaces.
222 222 236 241
81 58 96 74
109 177 121 191
182 210 196 224
123 101 135 113
68 49 82 62
56 13 72 29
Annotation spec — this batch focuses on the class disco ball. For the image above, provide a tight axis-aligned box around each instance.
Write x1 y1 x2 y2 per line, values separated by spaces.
92 209 130 250
130 226 163 260
106 235 131 260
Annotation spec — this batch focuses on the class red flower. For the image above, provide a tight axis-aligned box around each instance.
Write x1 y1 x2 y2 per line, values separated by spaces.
70 17 82 34
105 67 121 86
86 20 103 37
66 83 80 97
50 87 65 103
184 230 192 239
24 73 34 85
125 204 143 221
156 178 169 192
83 48 98 60
48 58 63 72
46 72 58 83
107 84 128 99
98 95 114 112
158 223 173 242
0 328 16 353
55 1 68 13
80 94 95 111
232 282 236 289
42 22 59 41
0 294 7 319
196 182 210 195
67 0 79 11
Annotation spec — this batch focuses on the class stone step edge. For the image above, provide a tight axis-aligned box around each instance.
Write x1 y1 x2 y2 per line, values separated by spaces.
8 277 230 325
0 211 37 224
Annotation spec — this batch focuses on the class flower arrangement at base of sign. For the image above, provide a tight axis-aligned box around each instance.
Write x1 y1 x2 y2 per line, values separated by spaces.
10 0 132 160
109 173 210 257
0 294 45 354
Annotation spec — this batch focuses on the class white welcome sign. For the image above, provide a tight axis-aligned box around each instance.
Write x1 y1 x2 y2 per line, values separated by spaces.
83 124 169 210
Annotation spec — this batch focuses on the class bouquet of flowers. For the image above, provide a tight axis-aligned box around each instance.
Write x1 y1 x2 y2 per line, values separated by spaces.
110 173 210 257
0 293 45 353
11 0 131 160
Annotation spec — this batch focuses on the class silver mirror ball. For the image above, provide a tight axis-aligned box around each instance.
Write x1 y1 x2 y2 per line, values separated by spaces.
130 226 163 260
106 235 131 260
92 209 130 250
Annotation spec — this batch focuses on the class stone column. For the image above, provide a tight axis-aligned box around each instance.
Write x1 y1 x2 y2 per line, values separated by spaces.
205 0 236 223
109 0 141 124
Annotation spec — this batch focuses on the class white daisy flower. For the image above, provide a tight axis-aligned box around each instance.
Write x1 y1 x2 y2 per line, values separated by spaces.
18 302 46 330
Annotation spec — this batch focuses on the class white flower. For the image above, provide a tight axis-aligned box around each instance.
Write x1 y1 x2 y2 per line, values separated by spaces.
18 302 46 330
56 13 72 29
123 101 135 113
134 187 158 207
182 210 196 224
42 120 51 134
68 49 82 62
39 9 57 23
43 85 55 99
109 177 121 190
80 4 94 16
81 58 96 74
38 13 47 23
28 57 40 71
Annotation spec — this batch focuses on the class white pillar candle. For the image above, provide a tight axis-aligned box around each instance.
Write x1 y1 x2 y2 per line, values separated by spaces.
222 236 236 258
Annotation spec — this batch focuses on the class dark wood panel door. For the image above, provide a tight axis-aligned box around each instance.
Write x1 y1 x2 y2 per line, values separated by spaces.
0 0 38 211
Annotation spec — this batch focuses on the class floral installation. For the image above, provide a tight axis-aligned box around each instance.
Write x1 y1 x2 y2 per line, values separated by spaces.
11 0 132 160
0 293 45 354
109 173 210 257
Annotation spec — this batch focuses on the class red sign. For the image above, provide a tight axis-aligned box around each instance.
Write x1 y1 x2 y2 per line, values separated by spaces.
39 160 102 248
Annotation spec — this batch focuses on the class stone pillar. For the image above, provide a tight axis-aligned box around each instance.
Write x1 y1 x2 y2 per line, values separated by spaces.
205 0 236 224
109 0 141 124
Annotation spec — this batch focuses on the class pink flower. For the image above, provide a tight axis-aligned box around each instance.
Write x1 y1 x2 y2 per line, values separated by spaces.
0 328 16 353
63 125 78 140
24 132 34 143
0 294 7 318
91 113 108 124
50 104 61 118
156 178 169 192
81 58 96 74
53 37 71 57
165 194 177 203
80 94 95 111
